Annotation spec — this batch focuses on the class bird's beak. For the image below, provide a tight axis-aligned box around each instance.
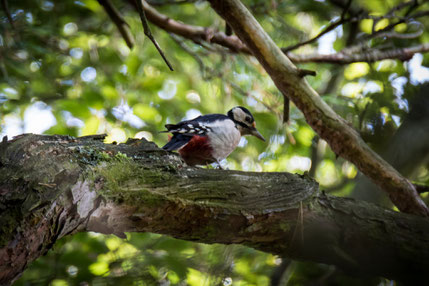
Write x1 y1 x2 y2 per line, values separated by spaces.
250 123 265 141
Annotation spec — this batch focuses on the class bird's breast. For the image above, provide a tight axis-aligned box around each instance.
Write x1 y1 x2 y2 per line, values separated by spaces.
208 121 241 161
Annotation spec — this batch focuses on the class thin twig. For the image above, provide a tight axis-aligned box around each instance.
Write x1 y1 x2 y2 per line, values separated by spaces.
282 17 348 53
366 18 425 41
229 81 279 115
98 0 135 49
170 34 280 114
1 0 14 29
283 1 352 53
135 0 174 71
169 33 205 73
374 28 424 40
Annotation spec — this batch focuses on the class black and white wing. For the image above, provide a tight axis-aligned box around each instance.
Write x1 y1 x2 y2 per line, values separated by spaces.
163 121 212 136
162 114 227 151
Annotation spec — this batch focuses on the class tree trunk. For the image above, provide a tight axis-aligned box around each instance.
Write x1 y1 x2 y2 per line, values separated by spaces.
1 134 429 285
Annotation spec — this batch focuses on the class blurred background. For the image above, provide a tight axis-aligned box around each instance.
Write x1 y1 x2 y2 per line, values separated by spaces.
1 0 429 285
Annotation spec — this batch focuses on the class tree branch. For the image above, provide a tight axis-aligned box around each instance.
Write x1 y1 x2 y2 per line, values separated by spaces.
98 0 135 49
208 0 429 216
1 134 429 285
136 1 429 64
135 0 174 70
136 0 251 53
286 43 429 64
360 9 428 42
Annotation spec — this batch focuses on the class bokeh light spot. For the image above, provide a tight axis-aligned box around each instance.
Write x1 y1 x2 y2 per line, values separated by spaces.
81 67 97 82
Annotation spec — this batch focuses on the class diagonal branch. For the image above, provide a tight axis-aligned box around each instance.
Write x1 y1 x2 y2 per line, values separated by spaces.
98 0 135 48
281 17 348 53
208 0 429 216
138 0 250 53
135 0 174 70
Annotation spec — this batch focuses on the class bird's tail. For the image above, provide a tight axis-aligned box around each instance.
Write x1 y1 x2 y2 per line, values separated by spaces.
159 124 178 133
162 134 191 151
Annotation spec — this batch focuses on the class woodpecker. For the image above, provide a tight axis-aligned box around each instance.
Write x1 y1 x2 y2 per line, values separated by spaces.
162 106 265 166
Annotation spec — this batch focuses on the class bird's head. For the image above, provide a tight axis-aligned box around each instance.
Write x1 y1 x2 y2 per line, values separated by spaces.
227 106 265 141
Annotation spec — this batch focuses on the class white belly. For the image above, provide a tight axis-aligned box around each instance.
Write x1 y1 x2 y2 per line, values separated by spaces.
207 120 241 161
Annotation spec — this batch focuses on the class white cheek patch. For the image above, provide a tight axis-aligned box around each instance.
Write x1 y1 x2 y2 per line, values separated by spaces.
232 107 247 122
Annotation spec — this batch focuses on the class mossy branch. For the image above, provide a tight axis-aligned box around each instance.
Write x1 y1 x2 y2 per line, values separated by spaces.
1 134 429 285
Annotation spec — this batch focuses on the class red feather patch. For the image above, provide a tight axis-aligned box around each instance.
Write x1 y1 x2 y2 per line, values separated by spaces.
179 135 214 166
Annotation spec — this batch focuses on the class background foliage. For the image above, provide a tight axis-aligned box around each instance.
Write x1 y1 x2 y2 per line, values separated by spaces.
1 0 428 285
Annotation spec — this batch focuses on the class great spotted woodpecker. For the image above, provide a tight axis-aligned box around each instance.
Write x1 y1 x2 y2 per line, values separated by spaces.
162 106 265 166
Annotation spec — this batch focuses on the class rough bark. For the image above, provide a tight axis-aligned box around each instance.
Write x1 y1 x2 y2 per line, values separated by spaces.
208 0 428 216
1 134 429 285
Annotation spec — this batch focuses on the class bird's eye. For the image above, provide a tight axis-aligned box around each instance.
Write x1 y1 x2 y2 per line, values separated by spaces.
245 116 252 123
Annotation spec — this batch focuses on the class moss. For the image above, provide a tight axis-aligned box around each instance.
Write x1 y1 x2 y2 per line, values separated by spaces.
74 146 129 166
99 151 112 161
114 151 129 160
92 157 175 208
279 222 292 232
